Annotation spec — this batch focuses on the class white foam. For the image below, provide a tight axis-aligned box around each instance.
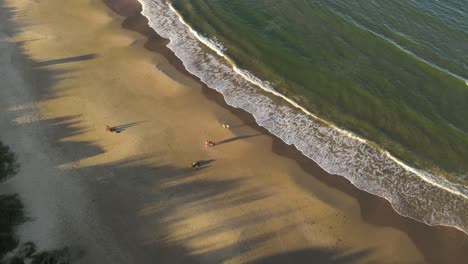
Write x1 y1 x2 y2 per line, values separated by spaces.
138 0 468 234
9 103 44 125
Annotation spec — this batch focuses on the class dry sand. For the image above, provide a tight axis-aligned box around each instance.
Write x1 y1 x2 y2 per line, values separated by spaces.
0 0 467 263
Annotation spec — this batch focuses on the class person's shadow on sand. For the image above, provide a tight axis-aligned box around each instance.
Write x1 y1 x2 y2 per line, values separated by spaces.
194 159 216 170
111 121 146 133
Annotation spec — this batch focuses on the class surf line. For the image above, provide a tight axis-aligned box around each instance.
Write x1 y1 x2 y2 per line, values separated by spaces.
156 1 468 199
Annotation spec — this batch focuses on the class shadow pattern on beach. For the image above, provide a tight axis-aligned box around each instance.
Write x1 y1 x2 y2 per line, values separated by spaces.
2 0 467 263
32 54 97 68
1 35 371 262
1 13 358 260
101 0 468 263
0 2 102 261
102 0 468 263
1 2 98 104
67 154 372 263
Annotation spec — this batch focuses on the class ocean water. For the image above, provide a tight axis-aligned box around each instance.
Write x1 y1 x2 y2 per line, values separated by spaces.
137 0 468 234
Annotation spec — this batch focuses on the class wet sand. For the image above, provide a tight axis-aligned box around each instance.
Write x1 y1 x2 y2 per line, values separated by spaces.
0 0 466 263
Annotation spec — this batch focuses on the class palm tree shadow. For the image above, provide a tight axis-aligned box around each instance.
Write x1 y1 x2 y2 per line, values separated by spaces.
112 121 146 133
215 134 263 146
32 54 97 68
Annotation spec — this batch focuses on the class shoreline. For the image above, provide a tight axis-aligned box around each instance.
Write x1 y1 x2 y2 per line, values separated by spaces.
133 0 468 234
105 0 468 235
162 0 468 184
103 0 468 259
0 0 467 263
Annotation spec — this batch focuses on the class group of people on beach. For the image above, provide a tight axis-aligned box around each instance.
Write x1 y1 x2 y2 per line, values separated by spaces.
192 139 216 169
106 123 229 171
107 124 204 170
192 123 230 169
205 140 215 148
106 124 209 170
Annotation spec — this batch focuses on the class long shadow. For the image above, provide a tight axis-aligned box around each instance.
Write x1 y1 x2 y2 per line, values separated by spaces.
112 121 146 133
215 134 263 146
32 54 97 68
192 159 215 171
198 159 215 166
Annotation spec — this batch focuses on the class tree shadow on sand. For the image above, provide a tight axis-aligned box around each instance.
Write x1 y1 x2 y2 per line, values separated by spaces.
32 54 97 68
1 4 96 104
75 155 372 263
1 1 454 263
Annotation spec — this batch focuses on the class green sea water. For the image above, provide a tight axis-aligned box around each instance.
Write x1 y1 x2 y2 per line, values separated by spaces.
170 0 468 180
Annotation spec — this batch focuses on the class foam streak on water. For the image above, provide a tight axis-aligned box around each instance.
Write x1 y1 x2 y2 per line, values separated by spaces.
138 0 468 234
327 9 468 84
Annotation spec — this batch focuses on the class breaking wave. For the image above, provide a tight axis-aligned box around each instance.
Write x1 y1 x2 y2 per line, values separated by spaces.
138 0 468 234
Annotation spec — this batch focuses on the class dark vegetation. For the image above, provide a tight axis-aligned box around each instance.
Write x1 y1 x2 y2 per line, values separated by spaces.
0 142 22 259
0 142 71 264
0 194 25 260
0 142 19 183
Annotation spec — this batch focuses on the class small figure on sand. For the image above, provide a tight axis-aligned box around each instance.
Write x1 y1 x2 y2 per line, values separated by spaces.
222 124 230 129
205 140 215 148
191 161 200 169
106 125 115 133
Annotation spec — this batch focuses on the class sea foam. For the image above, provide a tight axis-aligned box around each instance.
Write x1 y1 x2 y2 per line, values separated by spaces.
139 0 468 234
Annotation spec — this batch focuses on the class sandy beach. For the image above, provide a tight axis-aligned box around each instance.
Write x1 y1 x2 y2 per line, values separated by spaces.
0 0 467 263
